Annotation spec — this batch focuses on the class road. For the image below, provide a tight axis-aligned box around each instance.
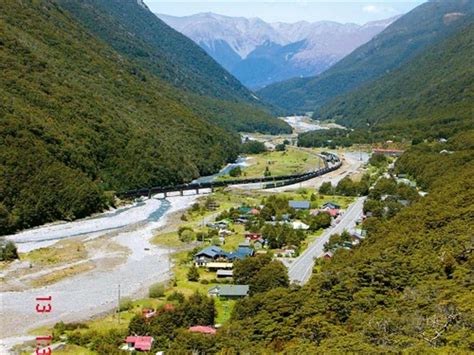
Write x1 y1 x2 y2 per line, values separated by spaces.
288 197 366 284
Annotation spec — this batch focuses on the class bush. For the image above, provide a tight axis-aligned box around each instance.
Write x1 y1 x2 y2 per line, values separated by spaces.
167 291 185 303
229 166 242 177
119 297 133 312
187 264 200 282
0 240 19 261
149 283 166 298
319 182 335 195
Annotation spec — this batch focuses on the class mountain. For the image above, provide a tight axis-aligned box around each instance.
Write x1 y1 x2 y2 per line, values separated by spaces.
0 0 279 235
57 0 291 134
315 22 474 136
258 0 474 114
158 13 395 89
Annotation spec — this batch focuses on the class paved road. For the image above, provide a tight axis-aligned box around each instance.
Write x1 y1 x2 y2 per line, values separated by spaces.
288 197 366 284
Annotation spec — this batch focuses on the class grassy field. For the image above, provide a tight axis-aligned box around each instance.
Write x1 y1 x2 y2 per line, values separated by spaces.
21 240 88 265
220 146 323 180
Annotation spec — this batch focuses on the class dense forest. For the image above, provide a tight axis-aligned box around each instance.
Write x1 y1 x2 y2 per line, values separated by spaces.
163 131 473 353
0 0 292 235
57 0 290 134
258 0 473 114
316 23 474 134
0 1 241 234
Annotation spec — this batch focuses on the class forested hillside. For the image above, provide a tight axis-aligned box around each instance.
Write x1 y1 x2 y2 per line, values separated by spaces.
258 0 473 114
57 0 291 133
315 23 473 135
60 0 252 103
168 131 474 352
0 0 243 234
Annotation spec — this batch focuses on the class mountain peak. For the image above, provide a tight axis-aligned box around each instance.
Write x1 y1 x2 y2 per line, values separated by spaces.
158 13 394 88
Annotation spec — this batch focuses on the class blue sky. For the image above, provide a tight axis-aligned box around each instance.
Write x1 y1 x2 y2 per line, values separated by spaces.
146 1 426 24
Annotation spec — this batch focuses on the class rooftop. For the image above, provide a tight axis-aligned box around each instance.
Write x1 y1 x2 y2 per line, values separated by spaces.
289 200 311 209
189 326 217 335
209 284 249 297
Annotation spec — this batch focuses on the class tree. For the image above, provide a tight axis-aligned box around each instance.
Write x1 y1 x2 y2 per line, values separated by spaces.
240 141 267 154
178 226 195 242
149 283 166 298
229 166 242 177
0 240 18 261
233 253 272 285
275 143 286 151
250 260 289 294
319 182 334 195
264 166 272 177
182 292 216 326
307 212 332 230
187 264 200 282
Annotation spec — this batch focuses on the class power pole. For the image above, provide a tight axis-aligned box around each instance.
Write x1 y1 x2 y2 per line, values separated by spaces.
117 284 121 325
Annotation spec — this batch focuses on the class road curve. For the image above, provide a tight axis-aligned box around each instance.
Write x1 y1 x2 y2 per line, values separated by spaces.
288 197 366 284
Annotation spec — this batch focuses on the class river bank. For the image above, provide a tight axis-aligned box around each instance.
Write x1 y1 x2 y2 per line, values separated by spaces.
0 193 200 343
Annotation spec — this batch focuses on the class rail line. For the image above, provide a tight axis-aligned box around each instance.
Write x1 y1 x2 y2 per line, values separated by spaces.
116 152 341 199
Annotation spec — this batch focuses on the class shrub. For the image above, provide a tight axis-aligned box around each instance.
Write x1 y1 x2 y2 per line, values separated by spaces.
167 291 185 303
149 283 166 298
0 240 19 261
229 166 242 177
119 297 133 312
187 264 200 282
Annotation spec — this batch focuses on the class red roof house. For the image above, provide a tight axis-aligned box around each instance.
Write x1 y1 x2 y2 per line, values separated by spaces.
163 303 175 312
327 208 339 217
142 308 157 319
188 326 217 335
245 232 262 241
250 208 260 215
125 336 154 351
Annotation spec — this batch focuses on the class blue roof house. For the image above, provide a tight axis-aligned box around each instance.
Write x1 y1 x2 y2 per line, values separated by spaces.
194 246 229 266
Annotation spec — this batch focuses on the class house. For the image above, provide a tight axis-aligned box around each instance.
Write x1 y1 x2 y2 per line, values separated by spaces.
238 206 252 214
189 326 216 335
206 262 233 270
322 202 341 210
253 239 266 250
396 178 416 188
350 230 364 240
327 208 339 218
215 220 230 229
274 249 296 257
208 285 249 298
321 251 333 259
291 221 309 230
229 244 254 260
235 217 249 224
245 232 262 241
142 308 157 319
289 200 311 210
124 336 154 352
194 246 229 266
439 149 454 155
250 208 260 216
398 199 410 207
216 269 233 278
219 229 232 237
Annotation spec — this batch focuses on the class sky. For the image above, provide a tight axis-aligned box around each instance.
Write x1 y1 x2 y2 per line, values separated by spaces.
146 1 426 24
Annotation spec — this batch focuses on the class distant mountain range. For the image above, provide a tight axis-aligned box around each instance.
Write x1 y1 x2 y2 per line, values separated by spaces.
158 13 397 89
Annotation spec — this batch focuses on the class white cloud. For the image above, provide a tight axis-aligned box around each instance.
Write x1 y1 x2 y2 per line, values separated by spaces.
363 5 395 14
